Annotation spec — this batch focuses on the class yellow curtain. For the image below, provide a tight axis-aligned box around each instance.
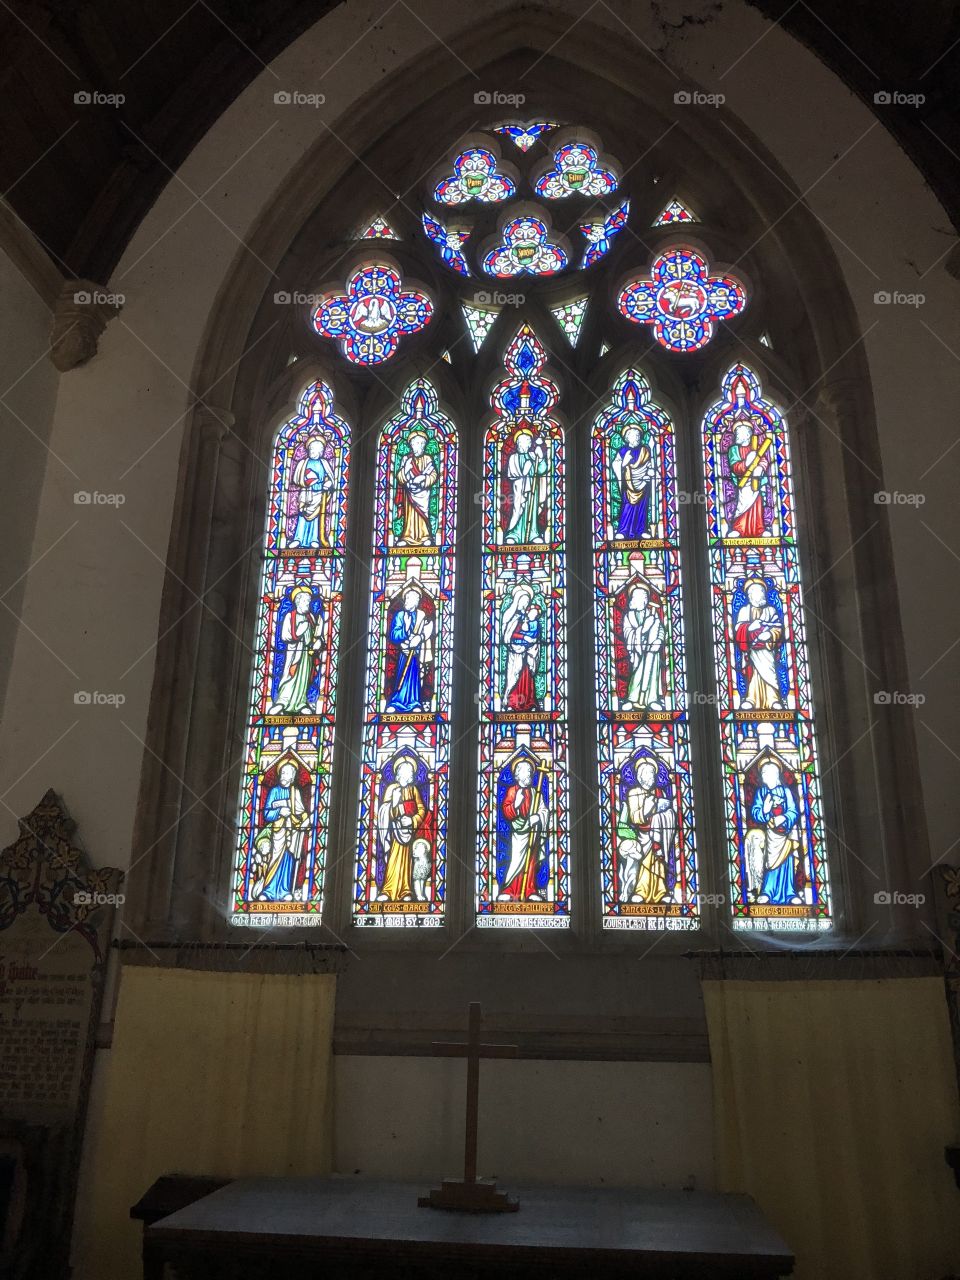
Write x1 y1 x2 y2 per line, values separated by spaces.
76 966 336 1280
704 977 960 1280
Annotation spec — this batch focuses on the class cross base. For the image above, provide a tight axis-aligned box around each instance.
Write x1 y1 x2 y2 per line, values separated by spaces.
418 1177 519 1213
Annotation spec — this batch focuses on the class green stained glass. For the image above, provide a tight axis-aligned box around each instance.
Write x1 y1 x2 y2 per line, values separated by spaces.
550 297 588 346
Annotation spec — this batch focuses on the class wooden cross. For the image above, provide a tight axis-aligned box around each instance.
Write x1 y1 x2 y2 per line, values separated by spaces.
418 1002 520 1213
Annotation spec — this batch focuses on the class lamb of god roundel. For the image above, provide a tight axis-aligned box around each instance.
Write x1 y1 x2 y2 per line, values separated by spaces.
231 113 833 936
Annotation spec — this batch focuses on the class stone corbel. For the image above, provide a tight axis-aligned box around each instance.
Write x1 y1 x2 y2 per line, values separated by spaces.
50 278 123 371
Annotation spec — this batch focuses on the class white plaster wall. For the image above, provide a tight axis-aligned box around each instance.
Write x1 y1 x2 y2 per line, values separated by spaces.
0 242 59 719
334 1056 714 1188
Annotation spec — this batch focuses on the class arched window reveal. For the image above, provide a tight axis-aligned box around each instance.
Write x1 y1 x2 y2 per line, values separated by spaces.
354 380 458 926
593 370 699 930
703 364 831 930
476 325 570 928
231 380 351 927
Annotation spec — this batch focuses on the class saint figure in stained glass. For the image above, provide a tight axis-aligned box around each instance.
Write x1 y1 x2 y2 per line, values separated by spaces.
612 424 655 539
394 431 439 546
250 759 311 904
268 586 324 715
733 578 788 711
743 756 802 906
501 584 544 713
616 753 676 904
376 753 430 902
724 417 774 538
287 435 335 548
621 582 665 711
386 585 435 713
503 429 548 543
497 756 550 902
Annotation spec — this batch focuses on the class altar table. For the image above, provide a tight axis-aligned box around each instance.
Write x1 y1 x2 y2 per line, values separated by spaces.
142 1176 794 1279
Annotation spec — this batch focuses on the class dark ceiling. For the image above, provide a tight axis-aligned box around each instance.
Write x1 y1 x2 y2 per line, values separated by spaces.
1 0 957 284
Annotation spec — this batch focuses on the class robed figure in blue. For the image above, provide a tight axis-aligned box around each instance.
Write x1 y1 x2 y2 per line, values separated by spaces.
746 760 802 905
251 761 310 902
386 587 434 713
612 425 654 539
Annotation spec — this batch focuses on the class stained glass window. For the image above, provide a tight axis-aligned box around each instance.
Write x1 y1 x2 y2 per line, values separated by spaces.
593 371 699 930
233 116 840 942
476 326 570 928
422 212 471 276
550 297 588 345
653 198 697 226
354 380 457 927
312 263 432 364
482 215 567 277
702 365 831 930
618 247 746 353
435 147 516 205
462 302 500 351
580 199 630 269
535 142 618 198
358 215 401 239
232 381 350 927
493 120 560 151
